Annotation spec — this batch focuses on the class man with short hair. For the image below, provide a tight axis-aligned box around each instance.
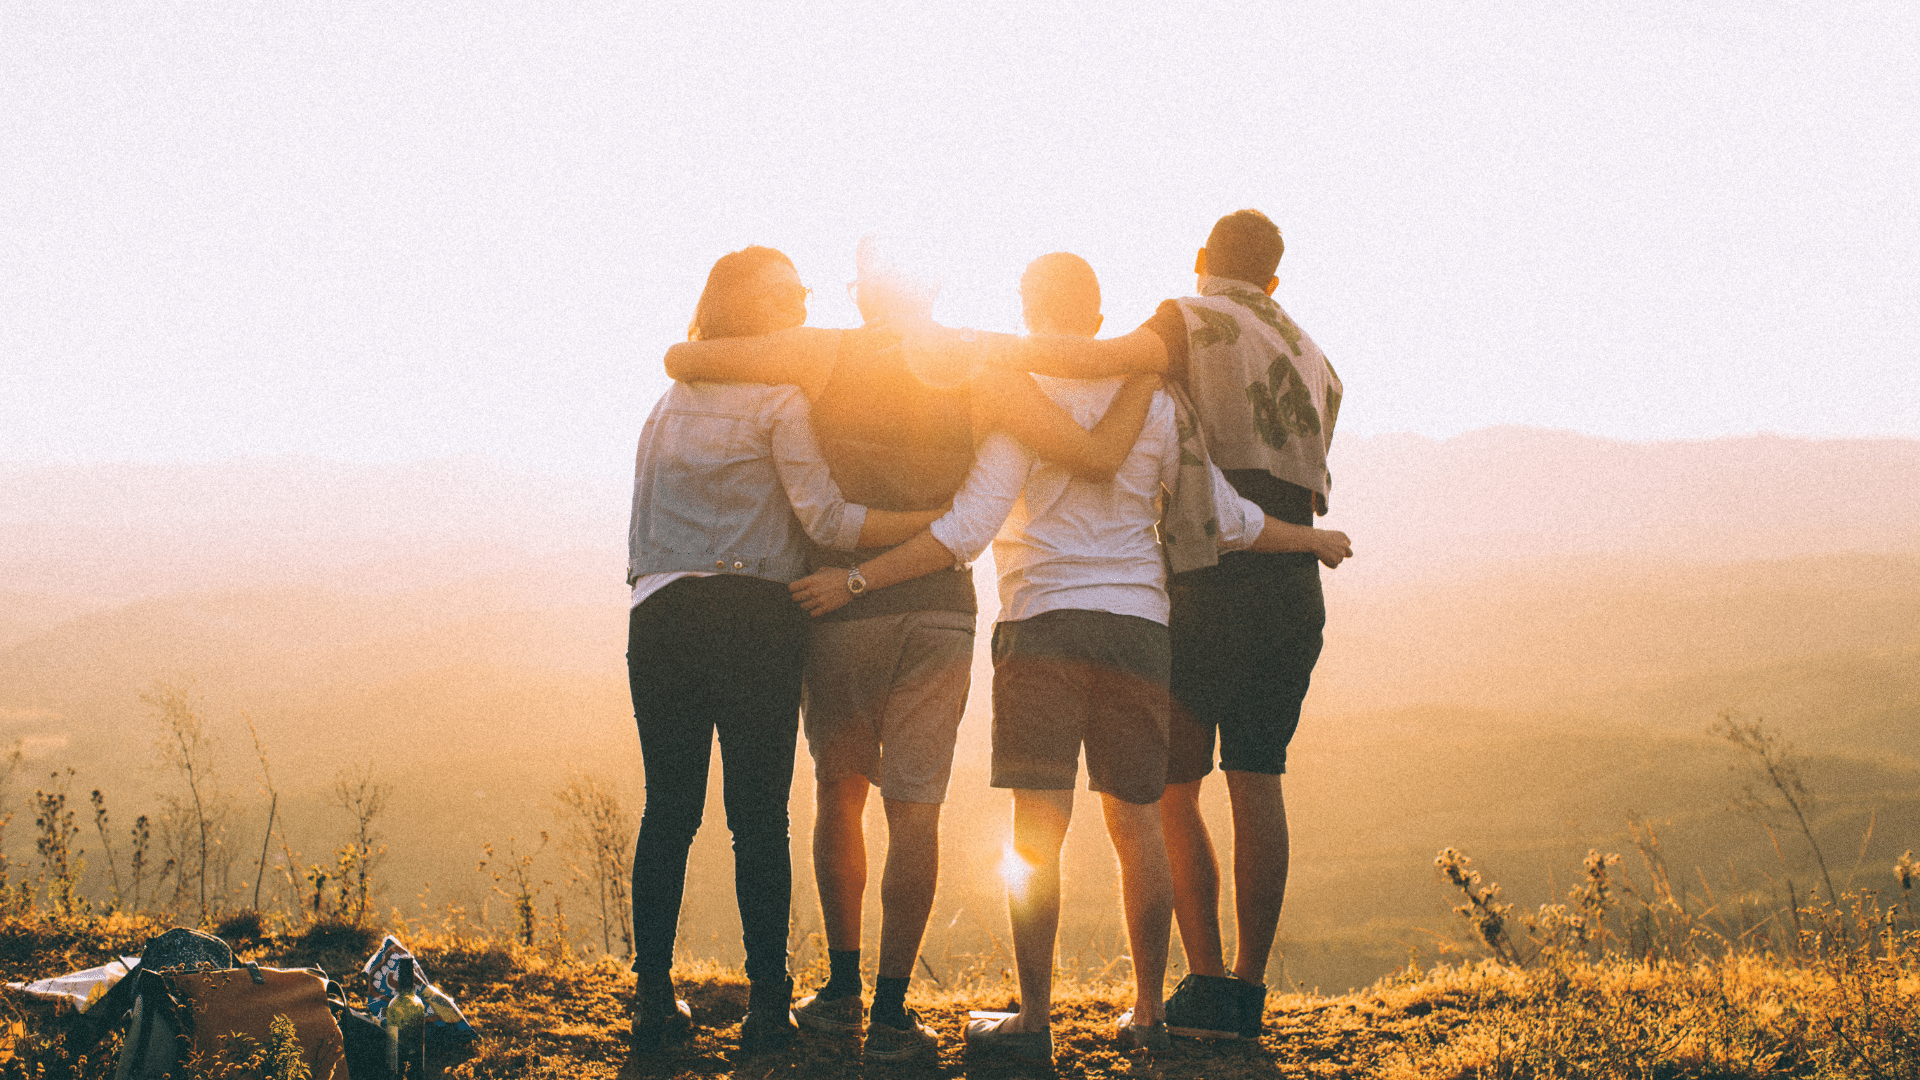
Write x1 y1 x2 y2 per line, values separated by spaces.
801 251 1349 1061
995 211 1348 1040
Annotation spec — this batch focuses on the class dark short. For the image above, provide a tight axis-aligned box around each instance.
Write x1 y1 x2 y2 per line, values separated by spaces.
990 609 1172 806
1168 550 1325 783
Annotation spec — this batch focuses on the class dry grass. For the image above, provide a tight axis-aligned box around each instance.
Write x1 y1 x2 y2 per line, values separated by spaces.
1 912 1914 1079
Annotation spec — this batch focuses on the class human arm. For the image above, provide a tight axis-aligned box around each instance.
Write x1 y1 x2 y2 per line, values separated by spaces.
1248 518 1351 567
790 433 1029 617
790 532 959 617
972 369 1158 481
768 388 931 551
662 326 841 398
902 320 1168 381
1201 461 1352 568
1011 325 1168 379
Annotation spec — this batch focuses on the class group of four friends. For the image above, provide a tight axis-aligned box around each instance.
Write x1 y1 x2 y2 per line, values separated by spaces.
623 209 1353 1062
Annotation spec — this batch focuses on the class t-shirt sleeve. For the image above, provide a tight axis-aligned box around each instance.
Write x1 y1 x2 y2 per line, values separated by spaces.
1138 299 1190 386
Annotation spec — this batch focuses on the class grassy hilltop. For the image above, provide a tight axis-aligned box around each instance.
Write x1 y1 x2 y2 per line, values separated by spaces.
0 851 1915 1080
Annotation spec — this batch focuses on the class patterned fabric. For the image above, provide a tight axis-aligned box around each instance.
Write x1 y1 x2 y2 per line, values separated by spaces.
1177 276 1341 507
1158 381 1226 575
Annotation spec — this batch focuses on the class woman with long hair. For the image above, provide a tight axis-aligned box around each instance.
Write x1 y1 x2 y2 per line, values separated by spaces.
624 246 944 1054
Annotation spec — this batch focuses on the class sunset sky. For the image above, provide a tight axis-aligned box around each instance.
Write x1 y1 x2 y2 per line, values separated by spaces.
5 2 1915 476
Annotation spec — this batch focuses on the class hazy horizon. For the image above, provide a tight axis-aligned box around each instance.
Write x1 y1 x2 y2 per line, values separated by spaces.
3 430 1914 990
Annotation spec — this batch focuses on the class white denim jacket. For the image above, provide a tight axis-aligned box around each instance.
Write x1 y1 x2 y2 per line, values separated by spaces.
626 382 869 587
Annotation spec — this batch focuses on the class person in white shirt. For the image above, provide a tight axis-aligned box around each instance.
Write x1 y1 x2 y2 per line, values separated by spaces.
789 253 1350 1062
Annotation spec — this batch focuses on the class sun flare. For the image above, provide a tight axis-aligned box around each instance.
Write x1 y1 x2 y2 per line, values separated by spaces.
999 841 1036 901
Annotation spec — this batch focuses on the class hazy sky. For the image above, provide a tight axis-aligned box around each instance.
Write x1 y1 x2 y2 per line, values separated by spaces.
5 2 1915 475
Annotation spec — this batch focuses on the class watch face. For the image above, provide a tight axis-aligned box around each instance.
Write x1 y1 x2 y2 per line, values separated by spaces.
847 568 867 595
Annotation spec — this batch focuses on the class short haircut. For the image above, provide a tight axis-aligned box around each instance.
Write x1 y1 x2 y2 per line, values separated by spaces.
1204 209 1284 285
687 245 796 341
1019 252 1102 335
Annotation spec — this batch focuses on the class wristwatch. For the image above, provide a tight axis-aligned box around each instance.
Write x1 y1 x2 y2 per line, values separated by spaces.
846 565 869 596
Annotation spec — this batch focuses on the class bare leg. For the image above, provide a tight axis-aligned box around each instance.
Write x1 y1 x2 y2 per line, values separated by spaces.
813 776 871 952
1004 789 1073 1033
1159 777 1227 978
876 797 941 979
1101 793 1173 1023
1224 770 1289 984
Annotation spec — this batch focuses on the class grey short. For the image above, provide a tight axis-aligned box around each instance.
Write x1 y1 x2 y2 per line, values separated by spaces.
802 608 975 805
989 609 1171 806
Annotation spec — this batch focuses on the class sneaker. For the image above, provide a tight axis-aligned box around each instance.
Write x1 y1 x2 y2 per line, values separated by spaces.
864 1008 938 1062
739 978 798 1054
1234 978 1268 1040
1115 1008 1171 1054
963 1012 1053 1064
1163 973 1242 1039
794 990 866 1035
631 978 693 1052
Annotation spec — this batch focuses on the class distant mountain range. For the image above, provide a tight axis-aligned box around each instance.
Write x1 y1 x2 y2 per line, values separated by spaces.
3 430 1915 616
1328 428 1920 579
1 429 1913 991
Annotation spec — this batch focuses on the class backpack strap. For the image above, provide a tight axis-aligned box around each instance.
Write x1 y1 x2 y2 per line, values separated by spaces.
119 969 180 1077
65 960 140 1057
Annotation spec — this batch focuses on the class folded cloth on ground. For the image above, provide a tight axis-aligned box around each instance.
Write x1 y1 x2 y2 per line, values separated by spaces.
362 934 477 1058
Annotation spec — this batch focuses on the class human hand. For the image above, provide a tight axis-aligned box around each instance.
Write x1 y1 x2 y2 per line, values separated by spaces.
790 567 854 617
1312 530 1353 569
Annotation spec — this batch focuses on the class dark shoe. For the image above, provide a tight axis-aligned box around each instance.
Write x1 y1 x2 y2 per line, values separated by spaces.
1234 978 1268 1040
1115 1008 1171 1053
1163 973 1242 1039
963 1012 1052 1064
794 989 866 1034
632 976 692 1052
864 1008 938 1061
740 977 798 1054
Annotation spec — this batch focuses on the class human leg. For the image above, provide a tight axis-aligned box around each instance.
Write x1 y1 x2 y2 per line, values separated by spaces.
802 612 968 996
972 616 1091 1050
1101 793 1173 1024
876 797 939 981
855 797 943 1057
811 775 870 957
1170 552 1320 1021
1005 788 1073 1033
793 774 869 1032
708 583 807 988
626 585 720 984
665 577 805 1052
1159 777 1227 978
861 610 971 989
626 583 722 1048
1224 769 1289 984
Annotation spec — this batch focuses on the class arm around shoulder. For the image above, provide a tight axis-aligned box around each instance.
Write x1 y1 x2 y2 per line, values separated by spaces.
663 326 840 393
1012 326 1167 379
975 369 1157 482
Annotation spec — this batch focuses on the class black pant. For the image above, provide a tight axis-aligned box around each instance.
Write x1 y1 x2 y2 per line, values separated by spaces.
627 574 808 985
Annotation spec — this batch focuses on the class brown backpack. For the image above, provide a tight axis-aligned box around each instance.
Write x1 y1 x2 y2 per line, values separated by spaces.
118 962 347 1080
